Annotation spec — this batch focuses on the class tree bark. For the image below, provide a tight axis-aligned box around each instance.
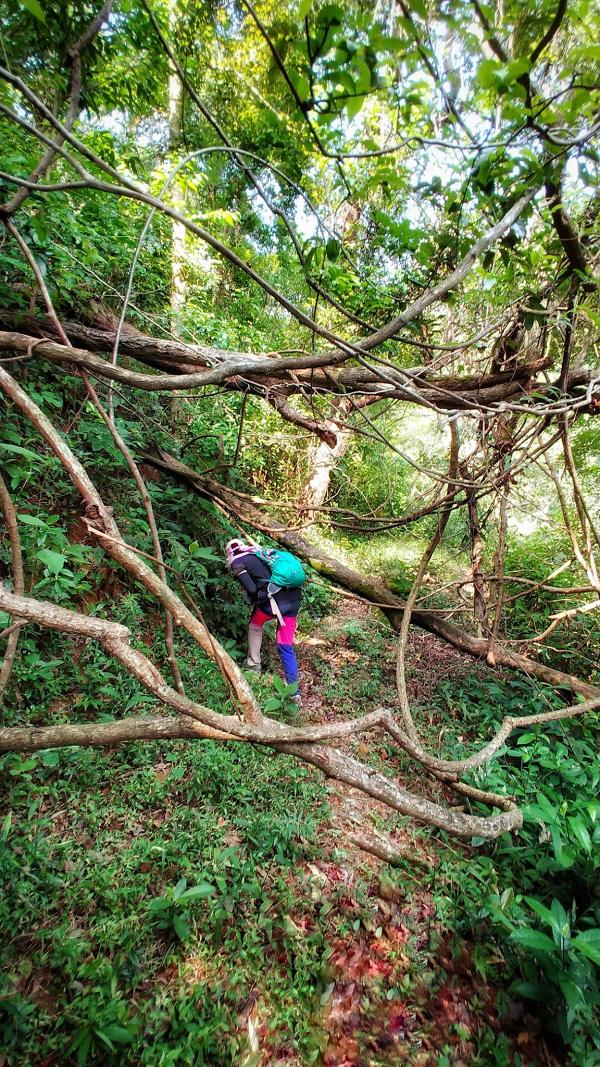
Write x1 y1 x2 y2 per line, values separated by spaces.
0 715 207 751
302 398 353 519
0 583 524 839
146 451 600 700
0 475 25 703
466 483 488 637
0 364 263 724
0 321 572 415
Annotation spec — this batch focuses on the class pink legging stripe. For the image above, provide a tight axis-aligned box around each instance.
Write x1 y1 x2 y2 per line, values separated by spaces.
250 609 297 645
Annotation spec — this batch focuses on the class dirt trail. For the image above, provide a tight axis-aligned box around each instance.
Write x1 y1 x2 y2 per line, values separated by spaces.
269 596 556 1067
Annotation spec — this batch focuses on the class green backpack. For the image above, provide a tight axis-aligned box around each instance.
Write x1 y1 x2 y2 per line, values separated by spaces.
256 548 306 589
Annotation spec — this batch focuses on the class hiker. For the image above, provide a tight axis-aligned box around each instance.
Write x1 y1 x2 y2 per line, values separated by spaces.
225 539 304 697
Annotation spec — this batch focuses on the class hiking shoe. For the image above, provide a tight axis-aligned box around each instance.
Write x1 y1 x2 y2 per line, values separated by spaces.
243 661 262 674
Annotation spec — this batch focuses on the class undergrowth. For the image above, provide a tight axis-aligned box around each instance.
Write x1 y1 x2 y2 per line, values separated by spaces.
0 727 332 1065
2 372 600 1065
398 673 600 1066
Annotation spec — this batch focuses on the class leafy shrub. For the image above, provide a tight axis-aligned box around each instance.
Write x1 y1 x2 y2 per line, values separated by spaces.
428 673 600 1064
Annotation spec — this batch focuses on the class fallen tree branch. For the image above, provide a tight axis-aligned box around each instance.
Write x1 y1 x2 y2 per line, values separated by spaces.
0 715 212 751
0 364 262 724
147 450 600 700
1 558 595 828
83 375 185 695
384 695 600 774
0 583 522 839
347 828 433 868
0 327 557 414
0 475 24 703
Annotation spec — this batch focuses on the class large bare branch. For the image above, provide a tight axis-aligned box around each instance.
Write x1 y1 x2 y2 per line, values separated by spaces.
0 715 206 751
148 451 600 700
0 329 579 418
0 584 523 839
0 475 24 703
0 364 262 724
2 582 597 782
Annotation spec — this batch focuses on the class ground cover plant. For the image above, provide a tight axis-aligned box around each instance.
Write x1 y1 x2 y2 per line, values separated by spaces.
1 0 600 1061
3 604 599 1064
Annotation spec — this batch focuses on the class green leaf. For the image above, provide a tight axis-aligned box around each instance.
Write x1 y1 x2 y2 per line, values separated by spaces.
173 913 191 941
18 0 46 21
11 758 36 774
568 817 592 853
148 897 169 912
1 444 43 462
511 980 556 1003
17 513 48 526
516 732 537 745
180 883 216 901
550 898 569 936
37 549 66 575
282 683 299 696
1 812 12 841
571 44 600 63
76 1032 92 1067
376 35 406 55
552 828 576 868
524 897 558 932
406 0 427 17
298 0 312 17
174 877 187 899
263 698 282 712
326 238 340 261
353 59 372 95
345 94 365 120
506 58 530 82
511 928 557 954
189 543 220 561
290 71 310 102
477 59 502 88
572 930 600 966
558 976 585 1012
101 1025 134 1044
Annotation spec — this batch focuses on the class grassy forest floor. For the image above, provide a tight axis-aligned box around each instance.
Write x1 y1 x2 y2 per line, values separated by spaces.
3 587 590 1067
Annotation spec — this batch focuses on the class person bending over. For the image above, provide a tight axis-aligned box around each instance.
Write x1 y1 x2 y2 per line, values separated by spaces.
225 539 301 697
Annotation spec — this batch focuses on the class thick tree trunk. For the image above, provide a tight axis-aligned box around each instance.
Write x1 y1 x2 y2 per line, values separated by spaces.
0 318 581 414
302 398 352 519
